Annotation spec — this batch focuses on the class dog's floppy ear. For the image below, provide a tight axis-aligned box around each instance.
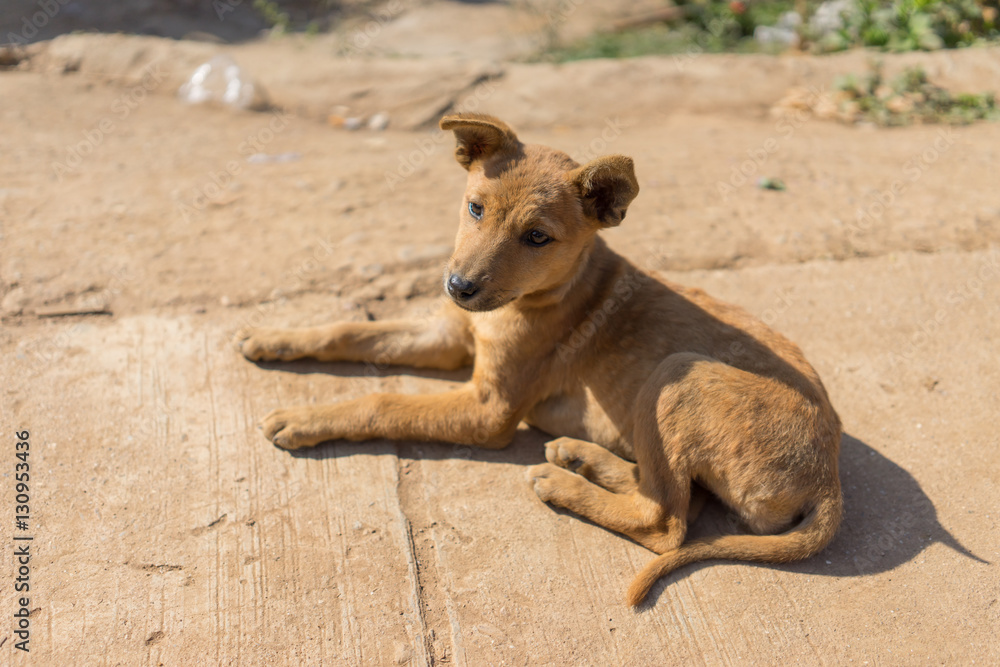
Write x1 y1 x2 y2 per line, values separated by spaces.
569 155 640 227
439 113 521 170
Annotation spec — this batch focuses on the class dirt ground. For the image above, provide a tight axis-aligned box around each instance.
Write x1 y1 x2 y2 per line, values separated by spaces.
1 3 999 665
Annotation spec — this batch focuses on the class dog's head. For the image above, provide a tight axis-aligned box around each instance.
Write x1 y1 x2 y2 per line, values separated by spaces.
439 113 639 312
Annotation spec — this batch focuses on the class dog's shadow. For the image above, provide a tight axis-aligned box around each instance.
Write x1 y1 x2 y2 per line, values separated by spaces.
253 358 471 384
251 360 987 598
654 432 989 604
258 357 545 466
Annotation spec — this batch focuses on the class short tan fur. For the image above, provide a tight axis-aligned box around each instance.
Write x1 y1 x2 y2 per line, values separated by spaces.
237 113 842 606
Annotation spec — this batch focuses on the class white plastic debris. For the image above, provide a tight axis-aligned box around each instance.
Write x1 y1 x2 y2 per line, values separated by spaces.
178 55 268 111
810 0 854 36
754 11 802 47
367 112 390 131
246 152 301 164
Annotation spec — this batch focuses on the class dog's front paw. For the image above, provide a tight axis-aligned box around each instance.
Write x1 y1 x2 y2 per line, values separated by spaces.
235 328 305 362
259 407 322 450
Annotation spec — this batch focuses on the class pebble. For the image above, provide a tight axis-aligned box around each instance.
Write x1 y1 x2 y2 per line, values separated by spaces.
368 112 390 131
1 286 27 314
328 114 364 131
352 284 385 302
359 263 384 279
394 276 419 299
397 244 452 263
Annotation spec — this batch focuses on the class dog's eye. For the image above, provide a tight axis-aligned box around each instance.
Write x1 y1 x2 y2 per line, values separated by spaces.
525 230 551 246
468 202 484 220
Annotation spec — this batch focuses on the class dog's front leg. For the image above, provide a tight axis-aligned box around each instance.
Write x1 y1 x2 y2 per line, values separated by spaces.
259 385 520 450
237 306 473 370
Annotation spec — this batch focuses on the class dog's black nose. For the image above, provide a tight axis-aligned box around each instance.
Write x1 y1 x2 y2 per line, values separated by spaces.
447 274 479 301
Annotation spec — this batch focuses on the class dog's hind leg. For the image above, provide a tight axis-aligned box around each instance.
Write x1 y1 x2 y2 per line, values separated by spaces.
529 355 726 553
236 304 473 370
543 437 638 494
528 459 688 554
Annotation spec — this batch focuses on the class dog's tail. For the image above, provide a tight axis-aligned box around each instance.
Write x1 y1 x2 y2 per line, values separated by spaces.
626 490 842 606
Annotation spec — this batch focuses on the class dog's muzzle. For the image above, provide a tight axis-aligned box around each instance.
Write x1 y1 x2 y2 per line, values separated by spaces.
446 273 479 302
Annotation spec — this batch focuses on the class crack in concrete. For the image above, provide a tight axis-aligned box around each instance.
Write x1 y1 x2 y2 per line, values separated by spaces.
416 69 506 131
395 455 436 667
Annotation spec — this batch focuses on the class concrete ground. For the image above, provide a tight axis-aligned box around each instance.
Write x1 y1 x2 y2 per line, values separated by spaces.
1 24 999 667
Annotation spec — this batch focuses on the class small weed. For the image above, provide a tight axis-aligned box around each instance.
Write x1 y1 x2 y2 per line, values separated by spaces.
538 1 1000 61
812 0 1000 53
540 1 796 62
835 62 999 125
254 0 291 33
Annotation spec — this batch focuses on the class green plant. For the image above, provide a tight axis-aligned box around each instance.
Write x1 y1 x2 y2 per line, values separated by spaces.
540 1 1000 61
834 62 999 125
812 0 1000 52
253 0 292 33
540 1 798 62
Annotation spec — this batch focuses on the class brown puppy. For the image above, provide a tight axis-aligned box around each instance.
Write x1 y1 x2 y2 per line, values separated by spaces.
236 113 842 606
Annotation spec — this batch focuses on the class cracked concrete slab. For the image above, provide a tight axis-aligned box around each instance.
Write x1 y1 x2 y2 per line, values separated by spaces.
2 37 998 665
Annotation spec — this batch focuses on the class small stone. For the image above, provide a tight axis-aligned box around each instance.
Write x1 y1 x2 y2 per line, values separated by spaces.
1 286 27 314
874 85 894 101
368 112 390 131
886 95 914 114
359 263 384 279
394 276 419 299
328 115 363 131
352 285 385 302
397 244 452 263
